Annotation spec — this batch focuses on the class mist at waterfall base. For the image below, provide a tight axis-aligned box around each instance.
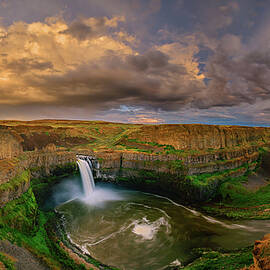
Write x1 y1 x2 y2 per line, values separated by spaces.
46 161 270 270
45 176 123 209
44 158 123 209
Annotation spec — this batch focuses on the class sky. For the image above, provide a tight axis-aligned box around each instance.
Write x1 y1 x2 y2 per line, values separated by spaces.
0 0 270 125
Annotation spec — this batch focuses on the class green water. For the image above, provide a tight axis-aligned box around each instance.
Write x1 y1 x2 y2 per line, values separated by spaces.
51 177 270 270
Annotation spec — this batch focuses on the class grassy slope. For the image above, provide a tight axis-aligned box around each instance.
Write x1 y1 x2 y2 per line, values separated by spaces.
0 252 16 270
201 175 270 219
199 148 270 219
182 247 253 270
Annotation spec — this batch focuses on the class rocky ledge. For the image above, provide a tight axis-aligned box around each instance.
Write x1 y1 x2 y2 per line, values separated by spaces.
243 234 270 270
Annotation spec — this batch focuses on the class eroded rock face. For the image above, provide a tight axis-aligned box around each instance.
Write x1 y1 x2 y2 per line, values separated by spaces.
95 148 259 175
0 122 269 206
0 150 76 207
244 234 270 270
0 128 23 160
126 125 270 150
253 234 270 270
0 178 30 208
42 143 57 152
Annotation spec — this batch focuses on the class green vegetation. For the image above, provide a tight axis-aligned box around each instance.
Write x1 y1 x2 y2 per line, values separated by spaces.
0 170 119 270
186 163 254 187
116 168 161 185
199 155 270 219
163 145 185 155
0 188 38 233
168 160 185 172
203 181 270 219
183 247 253 270
0 252 16 270
0 170 30 193
114 167 188 197
121 137 191 155
0 209 88 269
118 143 154 153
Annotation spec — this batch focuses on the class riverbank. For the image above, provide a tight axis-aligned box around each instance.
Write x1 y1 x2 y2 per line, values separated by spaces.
199 171 270 220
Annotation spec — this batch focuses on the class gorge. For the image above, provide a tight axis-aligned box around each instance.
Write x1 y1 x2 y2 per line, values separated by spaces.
1 120 270 269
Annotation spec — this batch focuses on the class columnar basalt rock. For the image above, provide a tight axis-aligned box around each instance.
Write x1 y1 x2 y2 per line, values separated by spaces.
0 122 270 206
125 124 270 150
0 149 77 207
0 128 23 160
22 150 76 177
95 149 259 175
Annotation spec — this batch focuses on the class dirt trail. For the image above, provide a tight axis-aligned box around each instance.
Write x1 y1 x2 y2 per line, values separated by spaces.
0 240 49 270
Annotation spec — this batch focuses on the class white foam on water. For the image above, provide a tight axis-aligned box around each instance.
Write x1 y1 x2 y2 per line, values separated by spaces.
201 215 258 230
132 224 156 240
85 224 130 246
66 232 92 256
127 202 171 219
142 192 201 216
169 259 181 267
132 217 170 240
80 187 123 206
230 223 261 232
143 192 259 231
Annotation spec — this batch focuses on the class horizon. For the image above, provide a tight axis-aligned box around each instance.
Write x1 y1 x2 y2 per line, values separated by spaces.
0 0 270 126
1 118 270 128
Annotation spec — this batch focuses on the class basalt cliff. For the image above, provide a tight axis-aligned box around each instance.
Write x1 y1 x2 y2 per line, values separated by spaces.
1 120 270 204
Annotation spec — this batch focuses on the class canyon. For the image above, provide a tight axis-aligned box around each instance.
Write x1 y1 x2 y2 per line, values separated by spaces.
1 120 270 269
0 120 269 204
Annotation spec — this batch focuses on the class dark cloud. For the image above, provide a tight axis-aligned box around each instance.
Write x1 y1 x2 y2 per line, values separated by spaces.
3 57 53 73
126 50 186 74
11 48 192 111
0 0 270 125
61 21 94 40
145 50 170 68
126 50 170 70
126 55 149 71
60 18 108 40
194 33 270 109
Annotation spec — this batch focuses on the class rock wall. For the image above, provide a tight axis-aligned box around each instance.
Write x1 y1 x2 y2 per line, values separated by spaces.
21 150 76 177
0 149 77 207
244 234 270 270
93 148 261 202
0 144 263 205
126 124 270 150
95 147 259 175
0 122 269 205
0 170 31 208
0 128 23 160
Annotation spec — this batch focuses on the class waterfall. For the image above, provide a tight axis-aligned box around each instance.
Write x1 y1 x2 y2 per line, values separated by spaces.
77 158 95 197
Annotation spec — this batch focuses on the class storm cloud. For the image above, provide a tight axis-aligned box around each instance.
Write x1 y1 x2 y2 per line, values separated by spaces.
0 0 270 125
0 17 204 112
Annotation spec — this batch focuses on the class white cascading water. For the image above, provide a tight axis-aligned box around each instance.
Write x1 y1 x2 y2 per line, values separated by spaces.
77 158 95 197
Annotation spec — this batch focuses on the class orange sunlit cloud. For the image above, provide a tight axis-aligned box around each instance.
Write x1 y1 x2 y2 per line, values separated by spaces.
128 115 164 124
